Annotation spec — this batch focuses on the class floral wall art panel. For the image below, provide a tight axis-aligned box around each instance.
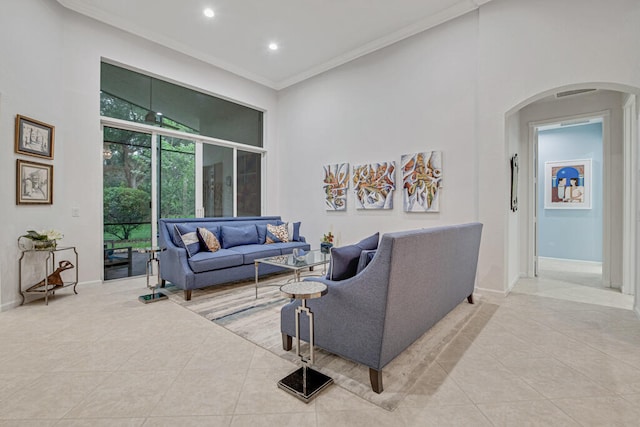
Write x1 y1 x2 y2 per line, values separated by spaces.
352 161 396 210
323 163 349 211
402 151 442 212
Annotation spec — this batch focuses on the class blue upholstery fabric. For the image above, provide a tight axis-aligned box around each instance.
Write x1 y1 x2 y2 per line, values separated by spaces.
292 222 301 241
356 249 376 274
174 224 201 257
281 223 483 377
187 249 243 273
220 225 259 249
328 232 379 281
229 244 281 264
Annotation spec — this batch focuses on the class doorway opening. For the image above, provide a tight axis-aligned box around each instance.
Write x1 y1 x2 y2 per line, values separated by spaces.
534 117 605 290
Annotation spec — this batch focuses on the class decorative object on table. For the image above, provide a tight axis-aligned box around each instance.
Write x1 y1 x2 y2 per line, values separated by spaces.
278 281 333 403
323 163 349 211
320 231 334 254
352 161 396 209
544 159 592 209
16 159 53 205
292 248 307 262
15 114 55 159
401 151 442 212
510 153 519 212
26 260 74 292
18 229 63 250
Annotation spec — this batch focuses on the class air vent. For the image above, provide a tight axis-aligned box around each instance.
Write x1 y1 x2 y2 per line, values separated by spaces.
555 89 597 98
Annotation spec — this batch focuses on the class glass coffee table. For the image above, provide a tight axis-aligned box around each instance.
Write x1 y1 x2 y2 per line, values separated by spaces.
254 249 329 298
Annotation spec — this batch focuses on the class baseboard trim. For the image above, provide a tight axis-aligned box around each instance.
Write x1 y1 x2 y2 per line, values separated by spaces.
538 256 603 267
475 286 509 298
635 305 640 320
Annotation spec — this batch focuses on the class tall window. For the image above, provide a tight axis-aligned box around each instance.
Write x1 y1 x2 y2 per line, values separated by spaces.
101 62 265 279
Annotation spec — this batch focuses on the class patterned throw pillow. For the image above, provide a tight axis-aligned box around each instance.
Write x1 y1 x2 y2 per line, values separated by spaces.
266 223 289 244
197 227 220 252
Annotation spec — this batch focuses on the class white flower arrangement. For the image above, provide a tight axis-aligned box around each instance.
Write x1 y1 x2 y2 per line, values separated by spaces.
23 229 64 242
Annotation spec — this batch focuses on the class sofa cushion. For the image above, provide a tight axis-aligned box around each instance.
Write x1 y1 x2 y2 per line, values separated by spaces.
329 233 380 281
187 249 244 273
220 225 259 249
174 224 201 257
268 241 311 255
197 227 221 252
230 244 281 264
266 223 289 244
356 249 376 274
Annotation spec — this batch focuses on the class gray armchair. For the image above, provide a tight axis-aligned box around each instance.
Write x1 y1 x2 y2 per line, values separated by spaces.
280 223 483 393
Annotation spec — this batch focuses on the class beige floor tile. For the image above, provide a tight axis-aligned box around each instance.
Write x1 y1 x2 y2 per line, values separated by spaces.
0 372 110 420
552 396 640 427
398 405 492 427
500 357 613 399
143 416 232 426
64 370 179 419
399 363 472 408
477 400 580 426
314 384 378 412
560 355 640 394
230 412 314 427
0 372 42 402
0 421 58 427
56 419 146 426
317 409 404 427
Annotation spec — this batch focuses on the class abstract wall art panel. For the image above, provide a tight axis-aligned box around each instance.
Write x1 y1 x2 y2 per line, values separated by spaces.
352 162 396 210
401 151 442 212
323 163 349 211
544 159 592 209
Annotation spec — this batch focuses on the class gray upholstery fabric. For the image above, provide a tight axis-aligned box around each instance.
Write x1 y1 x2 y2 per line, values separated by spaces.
281 223 482 371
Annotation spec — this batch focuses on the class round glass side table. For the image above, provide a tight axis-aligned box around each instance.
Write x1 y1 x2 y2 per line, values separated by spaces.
277 281 333 402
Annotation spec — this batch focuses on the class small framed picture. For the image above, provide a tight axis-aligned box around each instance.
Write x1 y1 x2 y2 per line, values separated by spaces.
15 115 55 159
16 159 53 205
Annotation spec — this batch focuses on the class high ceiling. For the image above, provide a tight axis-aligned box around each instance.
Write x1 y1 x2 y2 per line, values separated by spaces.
57 0 493 89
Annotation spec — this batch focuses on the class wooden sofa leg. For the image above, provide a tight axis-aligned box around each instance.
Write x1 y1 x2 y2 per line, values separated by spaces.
369 368 383 394
282 333 292 351
184 290 192 301
467 294 474 304
160 279 166 288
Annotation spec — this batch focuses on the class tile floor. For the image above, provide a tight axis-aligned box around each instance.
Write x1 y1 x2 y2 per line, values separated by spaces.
1 265 638 426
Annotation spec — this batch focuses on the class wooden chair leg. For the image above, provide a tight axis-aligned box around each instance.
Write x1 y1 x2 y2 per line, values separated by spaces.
467 294 474 304
160 279 166 288
282 333 292 351
184 290 192 301
369 368 383 393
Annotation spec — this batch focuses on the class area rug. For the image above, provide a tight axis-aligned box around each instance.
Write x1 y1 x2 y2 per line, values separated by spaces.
163 273 491 411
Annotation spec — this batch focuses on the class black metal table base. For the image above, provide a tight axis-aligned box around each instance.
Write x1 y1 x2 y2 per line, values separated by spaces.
138 292 167 304
277 366 333 403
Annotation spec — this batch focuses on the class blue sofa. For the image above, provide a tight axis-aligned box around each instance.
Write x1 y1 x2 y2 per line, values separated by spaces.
159 216 310 300
281 223 482 393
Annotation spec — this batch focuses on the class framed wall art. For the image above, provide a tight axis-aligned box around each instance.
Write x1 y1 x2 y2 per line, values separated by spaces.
15 115 55 159
323 163 349 211
401 151 442 212
544 159 591 209
16 159 53 205
352 161 396 209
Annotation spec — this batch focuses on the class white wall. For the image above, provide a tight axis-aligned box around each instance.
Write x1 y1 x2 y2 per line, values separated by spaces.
0 0 278 309
277 11 479 249
519 91 624 286
506 111 521 290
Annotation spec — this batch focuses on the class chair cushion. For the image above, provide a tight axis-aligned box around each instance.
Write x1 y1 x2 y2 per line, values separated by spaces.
220 225 259 249
266 223 289 244
329 232 380 281
229 244 281 264
174 224 200 257
197 227 221 252
187 249 244 273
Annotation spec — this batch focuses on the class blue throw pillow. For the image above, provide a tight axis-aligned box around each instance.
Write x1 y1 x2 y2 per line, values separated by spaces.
356 249 377 274
174 224 200 257
220 225 259 249
328 232 380 281
292 222 301 242
256 223 277 244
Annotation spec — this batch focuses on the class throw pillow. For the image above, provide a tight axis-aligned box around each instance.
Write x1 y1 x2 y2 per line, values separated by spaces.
220 225 260 249
197 227 220 252
174 224 200 257
291 221 301 242
356 249 377 274
329 232 380 281
256 223 276 244
266 223 289 244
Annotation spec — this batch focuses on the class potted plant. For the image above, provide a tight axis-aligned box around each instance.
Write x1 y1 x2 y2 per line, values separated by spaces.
320 231 334 254
19 229 63 250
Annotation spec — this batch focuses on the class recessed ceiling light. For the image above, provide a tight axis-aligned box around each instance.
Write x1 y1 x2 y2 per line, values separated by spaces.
203 8 215 18
268 43 278 51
